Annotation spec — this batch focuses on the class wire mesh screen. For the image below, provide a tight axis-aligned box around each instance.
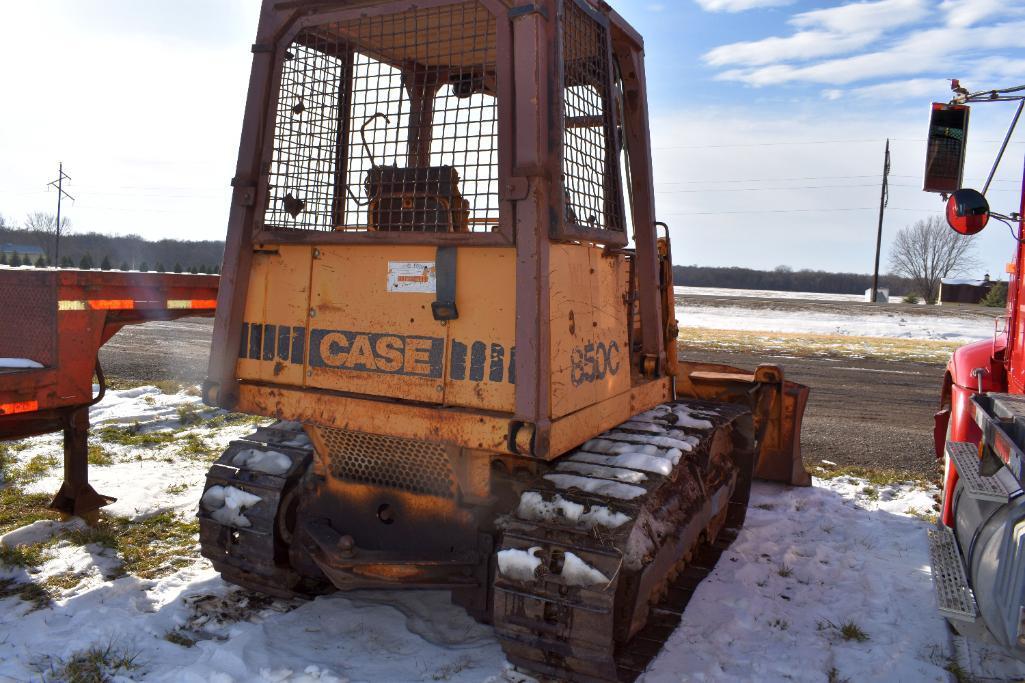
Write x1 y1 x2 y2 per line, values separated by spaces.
264 2 499 234
561 0 622 234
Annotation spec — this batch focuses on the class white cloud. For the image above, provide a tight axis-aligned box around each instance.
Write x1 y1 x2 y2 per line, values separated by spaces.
716 20 1025 86
702 0 926 68
791 0 927 34
704 30 879 67
822 58 1025 102
693 0 794 13
940 0 1017 28
837 78 946 100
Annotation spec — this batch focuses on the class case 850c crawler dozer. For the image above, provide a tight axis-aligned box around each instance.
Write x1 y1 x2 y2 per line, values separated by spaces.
200 1 809 679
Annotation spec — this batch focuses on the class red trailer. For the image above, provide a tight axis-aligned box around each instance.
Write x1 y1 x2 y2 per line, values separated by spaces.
0 268 218 519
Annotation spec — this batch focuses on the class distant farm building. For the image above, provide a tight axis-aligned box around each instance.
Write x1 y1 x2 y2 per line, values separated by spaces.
0 243 45 260
864 287 889 303
940 276 994 304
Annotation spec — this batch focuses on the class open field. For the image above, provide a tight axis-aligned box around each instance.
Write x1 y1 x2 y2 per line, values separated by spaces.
679 326 963 364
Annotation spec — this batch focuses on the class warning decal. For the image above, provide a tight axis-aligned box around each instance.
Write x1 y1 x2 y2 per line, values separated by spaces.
387 261 436 293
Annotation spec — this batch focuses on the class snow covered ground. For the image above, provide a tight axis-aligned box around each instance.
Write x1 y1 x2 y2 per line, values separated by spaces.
676 303 992 342
675 286 994 343
0 387 1019 682
677 286 901 304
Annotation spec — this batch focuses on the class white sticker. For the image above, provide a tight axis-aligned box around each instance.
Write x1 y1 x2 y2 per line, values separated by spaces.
387 261 436 293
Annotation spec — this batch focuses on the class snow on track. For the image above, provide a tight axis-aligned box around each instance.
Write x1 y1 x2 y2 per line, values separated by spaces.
0 388 985 681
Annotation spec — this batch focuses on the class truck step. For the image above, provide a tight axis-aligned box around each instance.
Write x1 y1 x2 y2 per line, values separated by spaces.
947 441 1017 503
928 525 978 622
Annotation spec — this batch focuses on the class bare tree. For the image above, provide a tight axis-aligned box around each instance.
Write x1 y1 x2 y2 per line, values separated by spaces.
888 215 980 303
22 212 72 262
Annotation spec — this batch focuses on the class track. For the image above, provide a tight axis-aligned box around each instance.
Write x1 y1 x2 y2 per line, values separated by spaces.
492 399 754 682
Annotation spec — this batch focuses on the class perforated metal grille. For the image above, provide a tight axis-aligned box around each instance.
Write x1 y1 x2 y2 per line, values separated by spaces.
561 0 621 234
946 441 1014 502
928 526 978 621
264 1 499 234
0 271 55 366
318 427 454 498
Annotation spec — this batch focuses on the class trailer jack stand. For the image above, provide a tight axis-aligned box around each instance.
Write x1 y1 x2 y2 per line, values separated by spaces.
48 406 115 524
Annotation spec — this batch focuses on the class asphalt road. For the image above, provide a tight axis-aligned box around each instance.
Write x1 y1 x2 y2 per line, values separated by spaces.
101 317 945 478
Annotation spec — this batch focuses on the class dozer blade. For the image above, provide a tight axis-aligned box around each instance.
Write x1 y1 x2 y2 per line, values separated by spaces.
675 360 811 486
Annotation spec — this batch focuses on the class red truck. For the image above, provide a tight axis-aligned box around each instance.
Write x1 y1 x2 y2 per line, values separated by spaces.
927 83 1025 659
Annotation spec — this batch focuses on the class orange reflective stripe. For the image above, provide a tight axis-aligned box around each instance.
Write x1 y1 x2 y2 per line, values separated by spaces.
57 299 136 311
166 299 217 310
0 400 38 416
88 299 136 310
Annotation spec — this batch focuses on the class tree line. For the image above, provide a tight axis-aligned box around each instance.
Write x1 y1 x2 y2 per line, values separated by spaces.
0 212 224 273
672 264 916 296
0 249 219 274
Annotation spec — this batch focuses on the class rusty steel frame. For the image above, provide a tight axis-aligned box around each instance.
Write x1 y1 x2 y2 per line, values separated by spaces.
0 269 219 517
206 0 669 458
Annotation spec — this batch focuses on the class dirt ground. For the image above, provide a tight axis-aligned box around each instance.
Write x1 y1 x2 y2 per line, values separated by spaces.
680 345 944 480
100 315 948 479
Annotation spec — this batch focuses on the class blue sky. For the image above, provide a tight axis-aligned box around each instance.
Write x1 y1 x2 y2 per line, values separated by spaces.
0 0 1023 277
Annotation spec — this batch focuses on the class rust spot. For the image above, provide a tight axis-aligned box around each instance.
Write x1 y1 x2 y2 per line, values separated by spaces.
568 310 576 335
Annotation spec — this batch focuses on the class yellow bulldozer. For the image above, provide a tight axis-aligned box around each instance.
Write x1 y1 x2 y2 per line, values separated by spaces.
200 1 809 679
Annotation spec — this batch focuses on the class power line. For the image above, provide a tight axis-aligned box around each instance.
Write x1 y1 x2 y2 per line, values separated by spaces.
652 138 1024 150
870 139 890 304
47 162 74 264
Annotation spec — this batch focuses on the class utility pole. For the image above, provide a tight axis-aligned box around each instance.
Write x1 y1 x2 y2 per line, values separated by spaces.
48 162 74 266
870 139 890 304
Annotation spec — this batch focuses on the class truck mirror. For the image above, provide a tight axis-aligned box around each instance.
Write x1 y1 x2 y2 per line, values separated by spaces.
924 102 970 194
946 188 989 235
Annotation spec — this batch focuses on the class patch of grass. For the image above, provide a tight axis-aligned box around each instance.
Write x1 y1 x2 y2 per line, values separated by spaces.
207 411 269 427
677 326 961 364
179 433 214 461
905 506 939 524
837 620 869 642
163 630 197 648
827 667 850 683
0 486 58 534
811 462 931 487
62 511 200 579
0 577 54 611
87 444 114 466
19 453 60 481
943 657 970 683
105 376 183 395
777 563 793 578
0 443 14 483
861 485 879 500
42 571 86 593
42 642 139 683
97 424 176 448
177 404 203 426
165 482 189 495
0 542 48 567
